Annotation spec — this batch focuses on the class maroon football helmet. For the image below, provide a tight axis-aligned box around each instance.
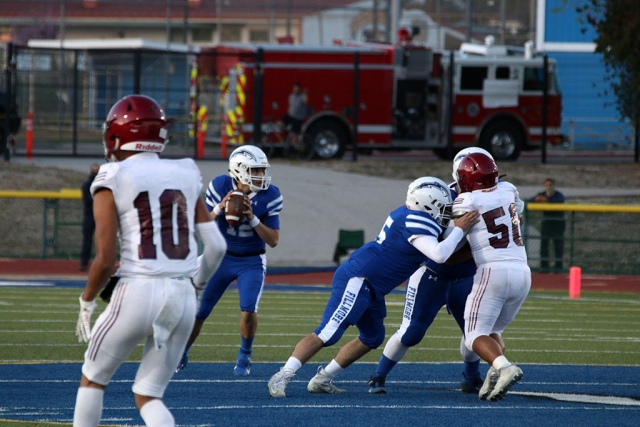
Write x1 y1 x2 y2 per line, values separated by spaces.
456 152 499 193
102 95 168 161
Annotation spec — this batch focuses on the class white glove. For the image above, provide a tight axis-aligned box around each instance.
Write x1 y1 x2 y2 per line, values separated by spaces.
76 295 97 343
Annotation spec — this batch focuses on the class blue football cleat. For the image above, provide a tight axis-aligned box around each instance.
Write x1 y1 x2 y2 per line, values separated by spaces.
368 376 387 394
234 351 252 376
175 351 189 373
460 372 484 394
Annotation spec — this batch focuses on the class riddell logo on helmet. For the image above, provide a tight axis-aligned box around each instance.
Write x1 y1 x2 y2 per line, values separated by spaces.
135 143 163 151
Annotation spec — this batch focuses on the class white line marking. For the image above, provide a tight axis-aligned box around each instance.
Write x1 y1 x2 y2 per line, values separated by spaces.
0 281 53 287
513 391 640 406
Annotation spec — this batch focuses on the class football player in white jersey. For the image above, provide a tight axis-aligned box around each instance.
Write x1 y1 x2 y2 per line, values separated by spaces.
453 152 531 402
72 95 227 427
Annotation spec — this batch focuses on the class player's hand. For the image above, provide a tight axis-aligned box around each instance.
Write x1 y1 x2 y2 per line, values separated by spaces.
452 210 480 232
75 295 97 343
243 195 254 220
535 194 547 202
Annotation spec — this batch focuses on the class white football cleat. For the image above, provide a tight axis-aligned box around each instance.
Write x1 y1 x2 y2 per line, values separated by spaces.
307 366 347 394
488 364 523 402
268 367 295 398
478 366 499 401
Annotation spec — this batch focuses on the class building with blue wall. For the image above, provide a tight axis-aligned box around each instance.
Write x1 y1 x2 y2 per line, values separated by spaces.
537 0 633 149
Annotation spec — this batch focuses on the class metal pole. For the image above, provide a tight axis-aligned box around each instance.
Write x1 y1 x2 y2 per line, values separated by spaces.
541 54 548 164
466 0 473 42
384 0 391 42
352 52 359 162
2 42 13 160
635 115 639 163
252 48 264 145
373 0 379 41
286 0 292 37
166 0 172 46
133 51 141 95
72 50 78 155
500 0 506 44
446 51 455 159
183 0 189 44
59 0 66 43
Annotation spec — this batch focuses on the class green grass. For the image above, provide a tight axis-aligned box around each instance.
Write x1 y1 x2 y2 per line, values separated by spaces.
0 286 638 427
0 287 639 366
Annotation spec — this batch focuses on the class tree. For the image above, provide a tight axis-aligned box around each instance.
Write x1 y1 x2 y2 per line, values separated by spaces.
564 0 640 161
572 0 640 123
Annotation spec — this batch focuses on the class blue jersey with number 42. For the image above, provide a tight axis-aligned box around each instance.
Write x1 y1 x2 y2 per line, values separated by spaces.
205 175 282 254
342 205 443 300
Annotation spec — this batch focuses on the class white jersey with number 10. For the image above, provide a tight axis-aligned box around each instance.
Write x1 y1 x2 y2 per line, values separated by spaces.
91 152 203 278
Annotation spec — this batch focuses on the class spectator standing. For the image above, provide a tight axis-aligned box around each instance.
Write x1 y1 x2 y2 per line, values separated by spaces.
279 82 308 153
80 163 100 271
531 178 566 272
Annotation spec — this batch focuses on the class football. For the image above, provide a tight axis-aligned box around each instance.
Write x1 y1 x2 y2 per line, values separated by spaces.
225 191 246 227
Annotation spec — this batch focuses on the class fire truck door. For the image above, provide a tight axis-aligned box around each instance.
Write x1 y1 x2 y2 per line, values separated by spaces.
393 79 427 141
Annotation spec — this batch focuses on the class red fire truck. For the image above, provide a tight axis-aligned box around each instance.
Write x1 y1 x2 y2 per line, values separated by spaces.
199 35 563 161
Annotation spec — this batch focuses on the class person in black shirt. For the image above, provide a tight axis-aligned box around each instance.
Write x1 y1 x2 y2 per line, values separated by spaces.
531 178 566 272
79 163 100 271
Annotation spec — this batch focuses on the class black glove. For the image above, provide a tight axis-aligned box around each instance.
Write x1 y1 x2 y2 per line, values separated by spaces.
99 276 120 303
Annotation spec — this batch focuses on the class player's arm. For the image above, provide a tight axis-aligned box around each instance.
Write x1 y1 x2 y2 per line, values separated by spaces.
445 241 473 265
76 188 118 343
410 210 479 263
193 196 227 289
243 196 279 247
84 188 118 301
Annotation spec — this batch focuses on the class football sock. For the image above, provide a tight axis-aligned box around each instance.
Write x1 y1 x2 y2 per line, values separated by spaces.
460 336 480 363
463 359 480 379
283 357 302 373
240 336 254 354
73 387 104 427
381 333 410 363
139 399 175 427
324 360 344 378
492 355 511 370
375 355 398 378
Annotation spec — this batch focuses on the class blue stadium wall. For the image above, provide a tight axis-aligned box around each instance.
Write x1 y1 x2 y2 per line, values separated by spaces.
541 0 631 148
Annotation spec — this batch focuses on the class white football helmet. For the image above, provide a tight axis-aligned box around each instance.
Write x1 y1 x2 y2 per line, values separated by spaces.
228 145 271 192
452 147 494 181
406 177 452 227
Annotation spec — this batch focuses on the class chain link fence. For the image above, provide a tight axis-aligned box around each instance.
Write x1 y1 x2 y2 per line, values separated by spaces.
2 192 639 275
524 203 640 275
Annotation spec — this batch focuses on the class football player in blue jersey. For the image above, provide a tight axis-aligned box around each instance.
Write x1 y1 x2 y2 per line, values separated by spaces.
368 147 494 395
176 145 283 376
267 177 480 397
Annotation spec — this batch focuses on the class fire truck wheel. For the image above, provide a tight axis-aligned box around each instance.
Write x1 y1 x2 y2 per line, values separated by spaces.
480 120 523 161
303 121 348 160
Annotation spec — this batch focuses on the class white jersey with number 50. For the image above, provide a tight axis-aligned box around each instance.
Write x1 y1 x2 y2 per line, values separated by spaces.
453 181 526 265
91 152 203 278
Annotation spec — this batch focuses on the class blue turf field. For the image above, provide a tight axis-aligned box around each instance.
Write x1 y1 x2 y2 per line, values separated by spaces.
0 362 638 426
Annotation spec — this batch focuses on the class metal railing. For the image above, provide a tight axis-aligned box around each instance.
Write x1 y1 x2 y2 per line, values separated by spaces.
2 191 640 276
524 202 640 275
